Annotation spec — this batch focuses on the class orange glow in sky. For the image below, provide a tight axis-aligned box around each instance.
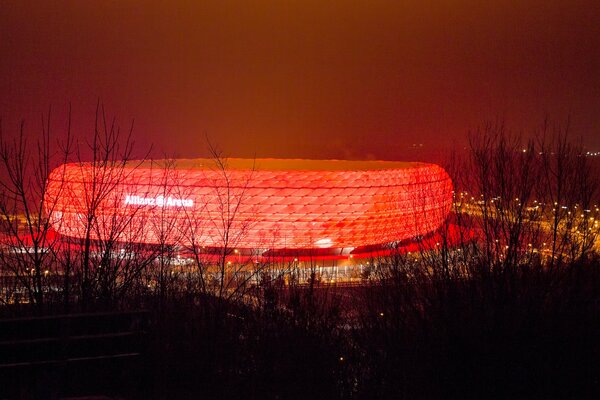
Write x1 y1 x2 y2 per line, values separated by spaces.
1 1 599 160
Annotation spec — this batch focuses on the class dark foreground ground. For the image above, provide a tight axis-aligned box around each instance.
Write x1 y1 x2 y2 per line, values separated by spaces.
1 259 599 400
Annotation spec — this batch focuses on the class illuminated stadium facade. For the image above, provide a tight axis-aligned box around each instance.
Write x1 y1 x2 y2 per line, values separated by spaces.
45 159 453 251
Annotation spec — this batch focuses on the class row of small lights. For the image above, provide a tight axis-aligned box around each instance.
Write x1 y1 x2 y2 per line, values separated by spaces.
519 149 600 157
453 192 600 213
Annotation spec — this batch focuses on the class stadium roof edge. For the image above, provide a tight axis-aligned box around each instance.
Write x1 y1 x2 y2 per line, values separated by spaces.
125 158 430 171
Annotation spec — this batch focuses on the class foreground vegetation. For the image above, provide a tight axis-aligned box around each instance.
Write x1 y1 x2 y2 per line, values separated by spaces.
3 253 597 399
0 113 598 398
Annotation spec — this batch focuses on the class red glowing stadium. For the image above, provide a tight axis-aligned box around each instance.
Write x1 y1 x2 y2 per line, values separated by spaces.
45 159 453 251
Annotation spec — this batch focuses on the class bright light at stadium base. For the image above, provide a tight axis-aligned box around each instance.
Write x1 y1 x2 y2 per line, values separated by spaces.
45 158 453 250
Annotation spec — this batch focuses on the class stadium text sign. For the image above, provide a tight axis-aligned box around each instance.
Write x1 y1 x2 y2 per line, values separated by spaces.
124 194 194 208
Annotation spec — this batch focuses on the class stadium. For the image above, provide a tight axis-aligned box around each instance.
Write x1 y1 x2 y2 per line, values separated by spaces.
45 158 453 253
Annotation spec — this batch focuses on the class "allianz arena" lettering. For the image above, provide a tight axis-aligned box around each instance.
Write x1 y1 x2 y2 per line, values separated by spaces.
124 194 194 208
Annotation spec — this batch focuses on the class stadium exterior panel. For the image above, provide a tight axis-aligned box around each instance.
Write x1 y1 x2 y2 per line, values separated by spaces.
45 159 453 250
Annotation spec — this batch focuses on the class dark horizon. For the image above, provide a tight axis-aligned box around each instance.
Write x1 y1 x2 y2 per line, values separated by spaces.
2 1 599 162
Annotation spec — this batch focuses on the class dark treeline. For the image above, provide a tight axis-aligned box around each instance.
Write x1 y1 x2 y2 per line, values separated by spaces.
0 113 599 399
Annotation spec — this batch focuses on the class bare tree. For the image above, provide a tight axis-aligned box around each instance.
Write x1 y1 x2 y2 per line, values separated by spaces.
536 121 599 264
0 108 73 312
178 144 258 301
46 103 153 310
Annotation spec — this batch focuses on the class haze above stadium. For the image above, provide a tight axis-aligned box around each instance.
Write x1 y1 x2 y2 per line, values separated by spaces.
1 1 599 160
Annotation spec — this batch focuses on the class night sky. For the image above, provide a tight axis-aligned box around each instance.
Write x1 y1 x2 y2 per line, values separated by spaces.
1 1 599 161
